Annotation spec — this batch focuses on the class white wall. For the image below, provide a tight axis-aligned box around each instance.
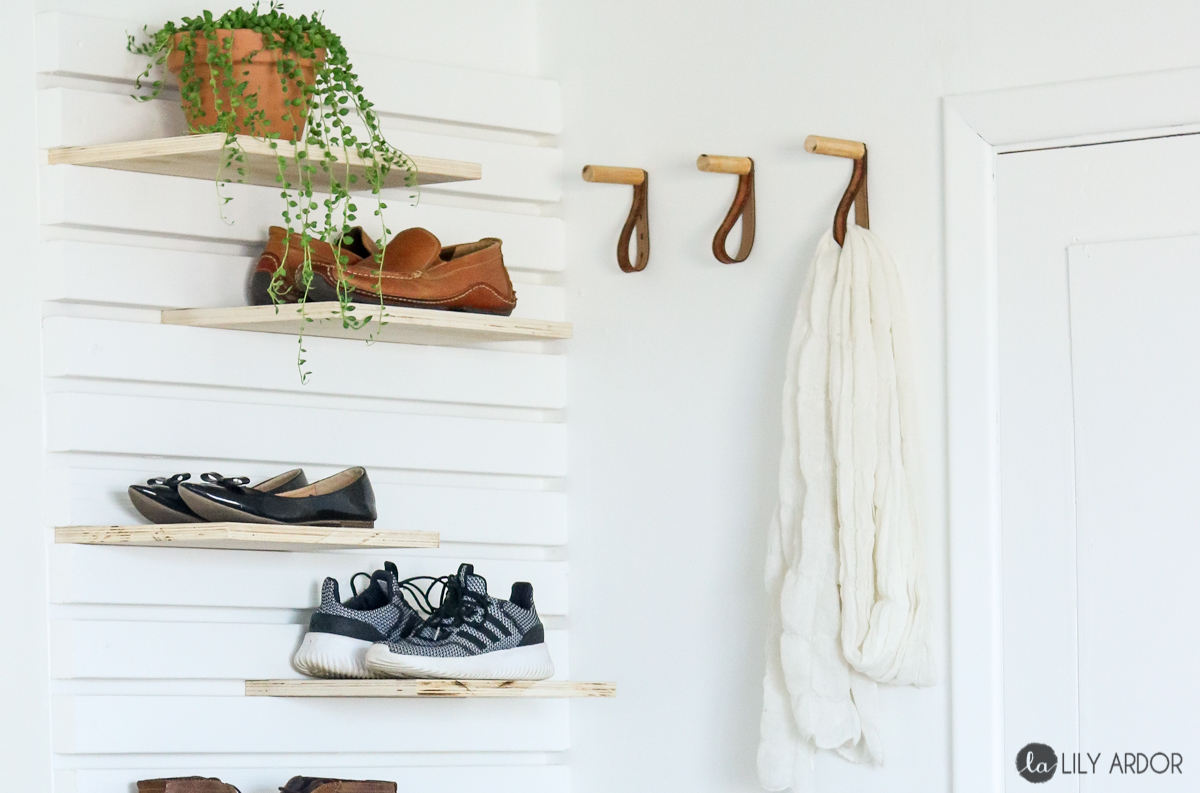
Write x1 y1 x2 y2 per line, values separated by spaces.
553 2 1200 792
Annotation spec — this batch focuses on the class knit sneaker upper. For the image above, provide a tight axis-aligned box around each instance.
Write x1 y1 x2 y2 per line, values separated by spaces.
380 563 544 659
308 562 422 643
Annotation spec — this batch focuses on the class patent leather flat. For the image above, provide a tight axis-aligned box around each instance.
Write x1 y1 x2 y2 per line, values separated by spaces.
177 467 377 527
128 468 308 524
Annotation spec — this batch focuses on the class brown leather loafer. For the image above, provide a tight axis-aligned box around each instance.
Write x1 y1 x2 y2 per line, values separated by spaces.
138 778 240 793
306 228 518 316
251 226 517 316
251 226 381 305
279 777 396 793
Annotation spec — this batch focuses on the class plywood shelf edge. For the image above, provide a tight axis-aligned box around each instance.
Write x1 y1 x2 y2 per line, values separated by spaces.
162 302 572 346
55 523 440 551
245 679 616 698
44 134 481 189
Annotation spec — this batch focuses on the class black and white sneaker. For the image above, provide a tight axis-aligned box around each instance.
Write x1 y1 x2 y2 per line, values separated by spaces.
293 562 425 679
365 563 554 680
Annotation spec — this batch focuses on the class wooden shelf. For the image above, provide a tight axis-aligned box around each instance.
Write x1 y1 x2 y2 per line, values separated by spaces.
162 302 572 346
43 134 481 190
245 679 616 698
55 523 439 552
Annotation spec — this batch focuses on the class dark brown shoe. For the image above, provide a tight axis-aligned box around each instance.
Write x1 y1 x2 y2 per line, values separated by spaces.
138 778 240 793
279 777 396 793
306 228 518 316
251 226 383 304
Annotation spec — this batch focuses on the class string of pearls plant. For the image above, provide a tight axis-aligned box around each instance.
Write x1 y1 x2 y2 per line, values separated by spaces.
130 2 417 381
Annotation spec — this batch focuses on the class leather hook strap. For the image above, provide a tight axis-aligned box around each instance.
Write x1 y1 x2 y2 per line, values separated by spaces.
832 149 869 247
712 162 756 264
617 175 650 272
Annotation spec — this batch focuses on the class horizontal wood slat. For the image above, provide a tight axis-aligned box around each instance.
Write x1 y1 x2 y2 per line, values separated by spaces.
51 621 569 680
49 545 569 614
59 766 569 793
36 13 561 134
378 127 561 202
40 89 561 201
43 317 567 409
49 462 567 546
46 392 567 477
247 679 613 698
52 695 569 753
354 51 562 134
41 242 566 319
41 168 566 272
42 243 251 308
55 524 440 551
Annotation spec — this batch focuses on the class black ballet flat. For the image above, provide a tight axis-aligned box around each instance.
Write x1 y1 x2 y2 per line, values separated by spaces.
127 473 199 524
177 467 377 527
128 468 309 524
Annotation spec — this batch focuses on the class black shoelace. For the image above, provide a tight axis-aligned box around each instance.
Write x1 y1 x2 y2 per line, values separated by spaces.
412 579 491 641
396 575 451 615
347 570 449 619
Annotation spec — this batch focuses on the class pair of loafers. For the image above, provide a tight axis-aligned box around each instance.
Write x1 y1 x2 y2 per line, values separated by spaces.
128 467 377 528
251 226 518 316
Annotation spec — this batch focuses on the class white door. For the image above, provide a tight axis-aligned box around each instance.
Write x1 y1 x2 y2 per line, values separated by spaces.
996 134 1200 790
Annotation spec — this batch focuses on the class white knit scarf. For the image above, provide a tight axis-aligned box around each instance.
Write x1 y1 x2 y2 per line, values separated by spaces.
758 226 934 791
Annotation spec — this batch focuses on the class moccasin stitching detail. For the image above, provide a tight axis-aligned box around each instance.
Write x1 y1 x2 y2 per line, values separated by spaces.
349 283 516 307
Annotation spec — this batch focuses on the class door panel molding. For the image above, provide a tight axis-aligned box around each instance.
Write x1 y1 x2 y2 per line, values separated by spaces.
944 66 1200 792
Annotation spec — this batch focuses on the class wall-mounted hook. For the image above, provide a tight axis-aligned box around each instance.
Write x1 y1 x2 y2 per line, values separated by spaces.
582 165 649 272
804 135 868 246
697 154 755 264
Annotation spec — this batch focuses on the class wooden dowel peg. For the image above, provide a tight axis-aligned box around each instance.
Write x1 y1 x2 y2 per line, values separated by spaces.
582 165 645 185
696 154 753 175
806 135 869 245
804 135 866 160
582 164 650 272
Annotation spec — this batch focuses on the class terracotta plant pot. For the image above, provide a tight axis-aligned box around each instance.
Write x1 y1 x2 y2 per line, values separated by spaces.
167 30 326 141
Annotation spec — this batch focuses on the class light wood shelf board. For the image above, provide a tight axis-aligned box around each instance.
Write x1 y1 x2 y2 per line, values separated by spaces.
245 679 616 698
162 302 572 346
44 134 481 190
55 523 440 552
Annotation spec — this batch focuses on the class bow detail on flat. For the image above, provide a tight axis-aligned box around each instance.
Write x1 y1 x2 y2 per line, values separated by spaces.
147 473 191 487
201 472 251 488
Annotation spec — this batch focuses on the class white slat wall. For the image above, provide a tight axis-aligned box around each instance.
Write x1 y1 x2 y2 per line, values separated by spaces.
36 12 569 793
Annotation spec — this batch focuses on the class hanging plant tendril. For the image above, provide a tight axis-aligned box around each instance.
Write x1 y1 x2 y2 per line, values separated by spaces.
129 2 420 382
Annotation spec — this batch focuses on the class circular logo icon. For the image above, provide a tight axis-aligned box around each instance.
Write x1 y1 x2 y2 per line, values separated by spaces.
1016 743 1058 783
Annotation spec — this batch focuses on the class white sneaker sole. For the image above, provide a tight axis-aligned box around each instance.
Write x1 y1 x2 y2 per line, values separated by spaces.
292 631 381 679
365 642 555 680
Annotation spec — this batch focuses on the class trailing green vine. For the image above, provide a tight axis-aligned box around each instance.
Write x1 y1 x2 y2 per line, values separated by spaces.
129 3 418 382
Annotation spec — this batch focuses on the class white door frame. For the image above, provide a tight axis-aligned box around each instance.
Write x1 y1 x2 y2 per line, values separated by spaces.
945 67 1200 792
